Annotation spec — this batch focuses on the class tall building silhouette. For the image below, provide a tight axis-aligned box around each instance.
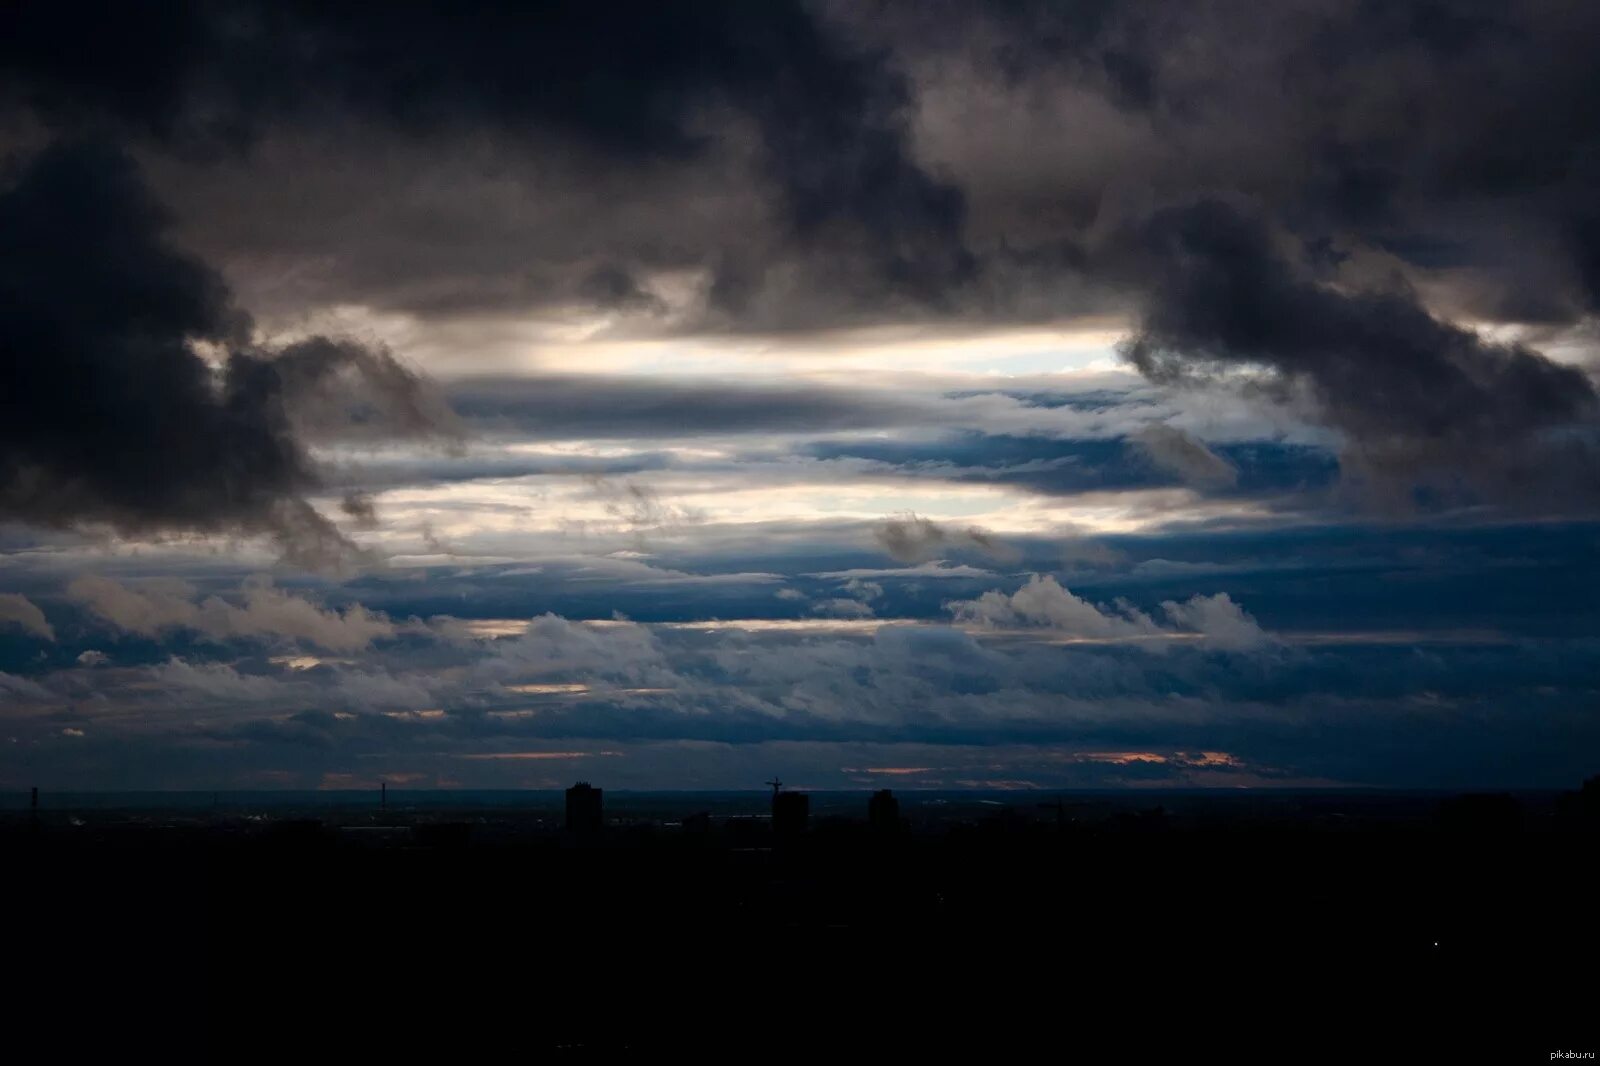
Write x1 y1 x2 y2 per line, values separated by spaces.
773 790 809 838
869 788 900 831
566 781 603 834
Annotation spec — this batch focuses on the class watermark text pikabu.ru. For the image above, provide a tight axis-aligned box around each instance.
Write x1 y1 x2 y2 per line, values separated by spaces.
1550 1053 1595 1060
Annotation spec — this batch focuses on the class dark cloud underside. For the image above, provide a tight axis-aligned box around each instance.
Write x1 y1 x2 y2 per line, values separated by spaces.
0 142 451 564
1118 200 1600 509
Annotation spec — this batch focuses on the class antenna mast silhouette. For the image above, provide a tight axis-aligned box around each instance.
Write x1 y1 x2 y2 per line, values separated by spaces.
765 777 783 798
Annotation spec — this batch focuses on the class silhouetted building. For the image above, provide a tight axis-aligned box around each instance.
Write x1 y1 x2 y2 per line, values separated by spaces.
773 790 809 838
566 781 603 834
869 789 900 831
1557 774 1600 834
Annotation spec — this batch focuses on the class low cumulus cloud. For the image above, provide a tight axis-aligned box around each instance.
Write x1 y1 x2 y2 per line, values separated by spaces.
67 575 402 652
1157 594 1273 652
149 658 293 705
469 613 667 689
0 671 51 699
3 590 1597 787
0 592 53 640
812 598 876 620
948 574 1270 651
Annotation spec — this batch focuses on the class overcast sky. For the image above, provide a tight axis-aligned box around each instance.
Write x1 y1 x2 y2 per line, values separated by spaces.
1 0 1597 791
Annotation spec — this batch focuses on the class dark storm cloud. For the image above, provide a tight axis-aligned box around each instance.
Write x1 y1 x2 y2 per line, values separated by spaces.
253 336 459 445
8 0 1600 331
0 141 450 565
872 0 1600 306
1118 200 1600 509
868 1 1600 507
0 0 970 317
2 1 1599 534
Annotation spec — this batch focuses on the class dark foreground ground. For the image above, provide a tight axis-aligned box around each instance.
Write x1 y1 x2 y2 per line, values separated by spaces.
2 789 1595 1059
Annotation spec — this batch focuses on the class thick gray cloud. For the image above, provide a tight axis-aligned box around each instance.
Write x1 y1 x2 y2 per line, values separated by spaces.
6 0 1599 340
1131 423 1238 489
1119 200 1599 509
0 142 455 565
873 513 1020 565
0 0 972 326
